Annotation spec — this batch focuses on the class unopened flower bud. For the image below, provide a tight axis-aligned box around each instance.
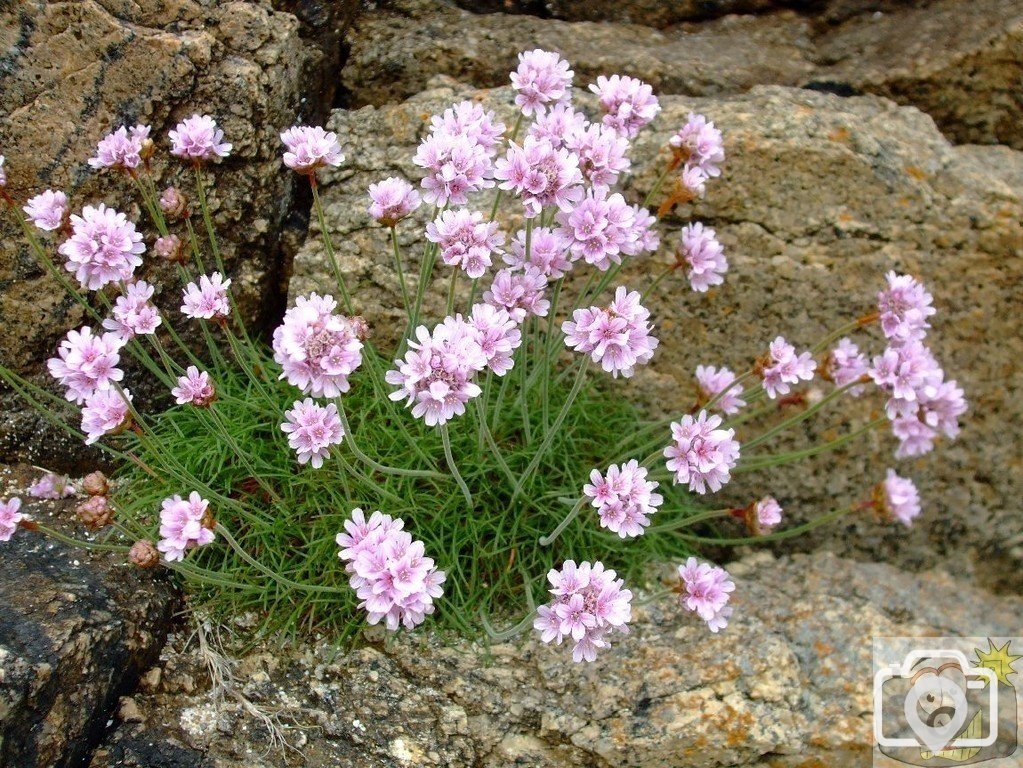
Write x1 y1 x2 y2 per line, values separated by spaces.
201 507 216 531
349 316 370 341
155 234 183 262
82 471 109 496
743 496 783 536
159 186 188 219
139 138 156 163
129 539 160 568
76 495 113 529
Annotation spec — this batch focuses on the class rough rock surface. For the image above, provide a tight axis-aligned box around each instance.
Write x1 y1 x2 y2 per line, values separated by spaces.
290 81 1023 588
90 551 1023 767
0 465 178 767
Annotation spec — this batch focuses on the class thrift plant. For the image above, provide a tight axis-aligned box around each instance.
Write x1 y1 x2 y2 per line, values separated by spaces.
0 50 967 660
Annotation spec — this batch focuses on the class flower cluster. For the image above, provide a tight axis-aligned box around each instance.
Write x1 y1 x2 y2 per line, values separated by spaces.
81 387 131 444
583 460 662 538
181 272 232 320
504 227 572 279
47 326 124 404
59 204 145 290
337 509 446 631
426 209 505 279
495 136 583 218
676 222 727 292
157 492 215 561
670 113 725 195
467 303 522 377
695 365 746 415
280 126 344 174
563 287 658 377
677 557 734 632
281 398 345 468
414 101 501 207
589 75 660 138
171 366 216 407
534 560 633 662
28 472 76 500
759 336 816 399
566 123 630 190
875 469 921 526
747 496 783 535
664 411 740 494
557 188 643 271
484 266 550 322
368 177 421 226
0 498 23 543
103 280 161 341
24 189 68 231
89 124 151 170
825 338 869 395
511 49 573 116
169 114 232 161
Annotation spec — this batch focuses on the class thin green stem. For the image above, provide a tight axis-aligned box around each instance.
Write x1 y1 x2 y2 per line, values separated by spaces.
390 226 412 317
539 496 587 546
32 522 130 553
310 179 354 313
440 425 473 510
335 400 445 479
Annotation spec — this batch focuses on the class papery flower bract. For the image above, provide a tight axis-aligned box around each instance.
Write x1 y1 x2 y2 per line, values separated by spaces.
877 271 935 344
47 326 124 404
337 508 446 631
695 365 746 415
670 113 724 179
876 469 921 527
281 398 345 468
272 293 364 398
82 471 109 497
504 226 572 279
23 189 68 231
88 124 151 170
589 75 660 138
562 287 658 378
130 540 160 568
0 498 23 543
76 495 113 529
425 209 504 279
528 104 587 150
28 472 76 500
171 366 216 407
565 123 631 190
414 130 494 207
157 491 215 561
510 49 573 116
557 188 639 271
751 496 782 534
582 460 662 538
826 338 869 395
430 101 505 155
678 556 734 632
181 272 232 320
81 387 131 445
678 222 727 292
467 303 521 376
484 266 550 323
663 410 740 494
760 336 816 399
103 280 161 341
58 204 145 290
494 136 583 218
280 125 344 174
169 114 232 161
368 177 421 226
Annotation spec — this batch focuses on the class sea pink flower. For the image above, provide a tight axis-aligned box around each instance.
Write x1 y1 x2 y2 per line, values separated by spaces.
876 469 921 526
663 410 740 494
59 204 145 290
430 101 505 155
425 209 504 279
760 336 816 399
562 287 658 378
272 293 364 398
510 49 573 116
169 114 232 161
414 131 494 207
751 496 782 533
0 498 23 542
159 187 188 218
681 165 709 197
877 271 935 344
23 189 68 231
678 222 727 292
628 204 660 254
281 398 345 468
157 491 215 561
494 136 583 218
81 387 131 445
154 235 183 262
181 272 232 320
171 366 216 407
678 557 734 632
337 508 446 631
826 338 869 395
28 472 76 500
583 460 662 538
504 226 572 279
528 104 587 150
695 365 746 415
483 266 550 323
88 124 151 170
534 560 632 662
670 113 724 179
368 177 421 226
103 280 161 340
467 303 522 376
281 125 344 174
565 123 631 190
557 188 640 271
47 326 124 404
589 75 660 138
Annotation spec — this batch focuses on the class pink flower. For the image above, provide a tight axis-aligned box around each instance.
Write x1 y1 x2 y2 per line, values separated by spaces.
670 113 724 179
565 123 631 190
467 303 522 377
181 272 231 320
281 398 345 468
534 560 632 662
589 75 660 138
504 226 572 279
877 469 921 526
562 287 658 378
88 124 151 170
368 177 421 226
272 293 364 398
171 366 216 407
752 496 782 533
154 235 183 262
336 508 446 631
877 271 935 344
280 125 344 174
28 472 76 500
157 491 215 561
760 336 816 399
695 365 746 415
628 204 660 254
23 189 68 231
103 280 161 340
528 104 587 150
663 410 740 494
47 326 124 404
0 155 6 187
430 101 505 155
677 556 734 632
678 222 727 292
425 209 505 279
169 114 232 161
484 266 550 323
159 187 187 218
414 130 494 207
58 204 145 290
826 338 869 395
681 165 709 197
557 188 640 271
510 49 573 116
494 136 583 218
0 498 23 542
583 460 662 538
81 387 131 445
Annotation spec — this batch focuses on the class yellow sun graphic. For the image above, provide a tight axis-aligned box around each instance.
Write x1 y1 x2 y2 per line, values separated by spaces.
973 639 1021 687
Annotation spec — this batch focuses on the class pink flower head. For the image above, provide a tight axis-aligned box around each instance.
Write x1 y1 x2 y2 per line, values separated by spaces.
870 341 943 414
483 266 550 323
527 104 587 150
677 556 734 632
534 560 632 662
678 222 727 292
47 326 125 404
557 188 640 271
281 398 345 468
510 49 573 116
58 204 145 290
159 187 188 218
154 235 183 262
494 136 583 218
504 226 573 279
695 365 746 415
670 113 724 179
413 130 494 207
88 124 151 170
467 303 522 377
430 101 506 155
272 293 364 398
562 286 658 377
876 469 921 527
565 123 631 190
628 204 660 254
157 491 215 561
103 280 162 341
877 271 935 344
663 410 740 494
425 209 505 279
81 386 131 445
24 189 68 231
0 498 23 543
751 496 782 533
171 366 216 407
181 272 232 320
336 508 446 631
28 472 76 500
760 336 816 399
280 125 344 174
386 316 487 426
589 75 660 139
583 460 662 538
368 177 421 226
826 338 869 395
681 164 709 198
169 114 231 161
